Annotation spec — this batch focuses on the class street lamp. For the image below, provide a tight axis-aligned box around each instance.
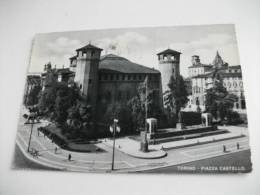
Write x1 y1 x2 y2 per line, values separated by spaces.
109 118 120 171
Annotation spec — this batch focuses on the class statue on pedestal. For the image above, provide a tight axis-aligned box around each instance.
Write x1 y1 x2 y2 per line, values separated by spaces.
178 111 183 123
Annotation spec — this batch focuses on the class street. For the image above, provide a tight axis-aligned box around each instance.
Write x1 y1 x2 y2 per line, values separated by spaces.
13 113 251 173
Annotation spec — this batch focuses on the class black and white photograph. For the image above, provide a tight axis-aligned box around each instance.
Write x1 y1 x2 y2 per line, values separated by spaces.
12 24 252 173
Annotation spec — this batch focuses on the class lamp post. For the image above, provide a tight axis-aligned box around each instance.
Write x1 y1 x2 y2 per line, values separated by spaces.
110 118 120 171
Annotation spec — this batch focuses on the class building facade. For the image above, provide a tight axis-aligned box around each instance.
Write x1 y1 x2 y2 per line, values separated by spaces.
188 51 246 111
69 44 163 120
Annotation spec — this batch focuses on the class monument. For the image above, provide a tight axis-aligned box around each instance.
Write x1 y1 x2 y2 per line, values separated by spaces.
176 111 186 130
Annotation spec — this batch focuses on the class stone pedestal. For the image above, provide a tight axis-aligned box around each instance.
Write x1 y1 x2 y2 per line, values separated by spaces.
140 131 149 152
176 122 185 130
140 142 148 152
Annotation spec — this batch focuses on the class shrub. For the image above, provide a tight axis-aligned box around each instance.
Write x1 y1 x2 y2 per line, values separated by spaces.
182 111 202 126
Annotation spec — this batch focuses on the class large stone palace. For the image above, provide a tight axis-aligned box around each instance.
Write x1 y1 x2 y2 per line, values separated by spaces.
24 43 183 122
67 44 183 118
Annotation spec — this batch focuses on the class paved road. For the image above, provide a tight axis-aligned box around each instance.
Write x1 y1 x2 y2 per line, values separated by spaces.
14 109 251 173
139 149 252 173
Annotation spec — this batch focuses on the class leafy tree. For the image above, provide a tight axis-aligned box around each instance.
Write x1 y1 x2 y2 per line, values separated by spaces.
127 77 162 131
127 96 145 131
38 64 80 125
104 103 132 134
163 75 188 118
205 70 238 121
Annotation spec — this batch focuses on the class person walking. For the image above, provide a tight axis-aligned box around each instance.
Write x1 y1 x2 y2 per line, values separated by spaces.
237 142 240 150
68 154 71 161
54 147 58 154
223 145 226 153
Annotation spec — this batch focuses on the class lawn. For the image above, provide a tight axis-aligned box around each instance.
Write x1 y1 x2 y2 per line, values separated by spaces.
39 124 106 153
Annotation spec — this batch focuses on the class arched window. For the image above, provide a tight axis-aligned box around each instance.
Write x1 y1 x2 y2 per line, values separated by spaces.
228 82 231 88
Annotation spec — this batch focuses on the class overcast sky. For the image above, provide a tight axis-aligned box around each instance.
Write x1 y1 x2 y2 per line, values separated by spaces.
29 24 240 77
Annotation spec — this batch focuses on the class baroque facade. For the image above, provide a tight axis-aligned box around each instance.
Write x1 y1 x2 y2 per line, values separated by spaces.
187 51 246 111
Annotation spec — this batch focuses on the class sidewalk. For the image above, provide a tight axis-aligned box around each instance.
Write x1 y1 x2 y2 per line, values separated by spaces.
103 138 167 159
103 125 248 158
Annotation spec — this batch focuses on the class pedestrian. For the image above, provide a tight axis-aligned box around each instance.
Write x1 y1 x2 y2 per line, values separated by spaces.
68 154 71 161
54 147 58 154
223 145 226 153
237 142 240 150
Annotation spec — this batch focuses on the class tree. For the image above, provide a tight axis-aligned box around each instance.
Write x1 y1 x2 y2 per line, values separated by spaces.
104 103 132 134
163 75 188 118
38 64 80 125
127 96 145 131
205 70 238 121
127 76 162 131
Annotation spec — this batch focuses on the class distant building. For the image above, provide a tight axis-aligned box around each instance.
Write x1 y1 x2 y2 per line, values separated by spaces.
187 51 245 111
41 63 74 91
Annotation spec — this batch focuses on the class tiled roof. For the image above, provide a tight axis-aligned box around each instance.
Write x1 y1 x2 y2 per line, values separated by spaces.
69 55 77 60
76 44 103 51
56 68 74 75
157 48 182 55
188 64 213 68
99 54 160 74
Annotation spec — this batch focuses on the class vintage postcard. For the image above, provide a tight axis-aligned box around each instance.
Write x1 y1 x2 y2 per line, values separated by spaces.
13 24 252 173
